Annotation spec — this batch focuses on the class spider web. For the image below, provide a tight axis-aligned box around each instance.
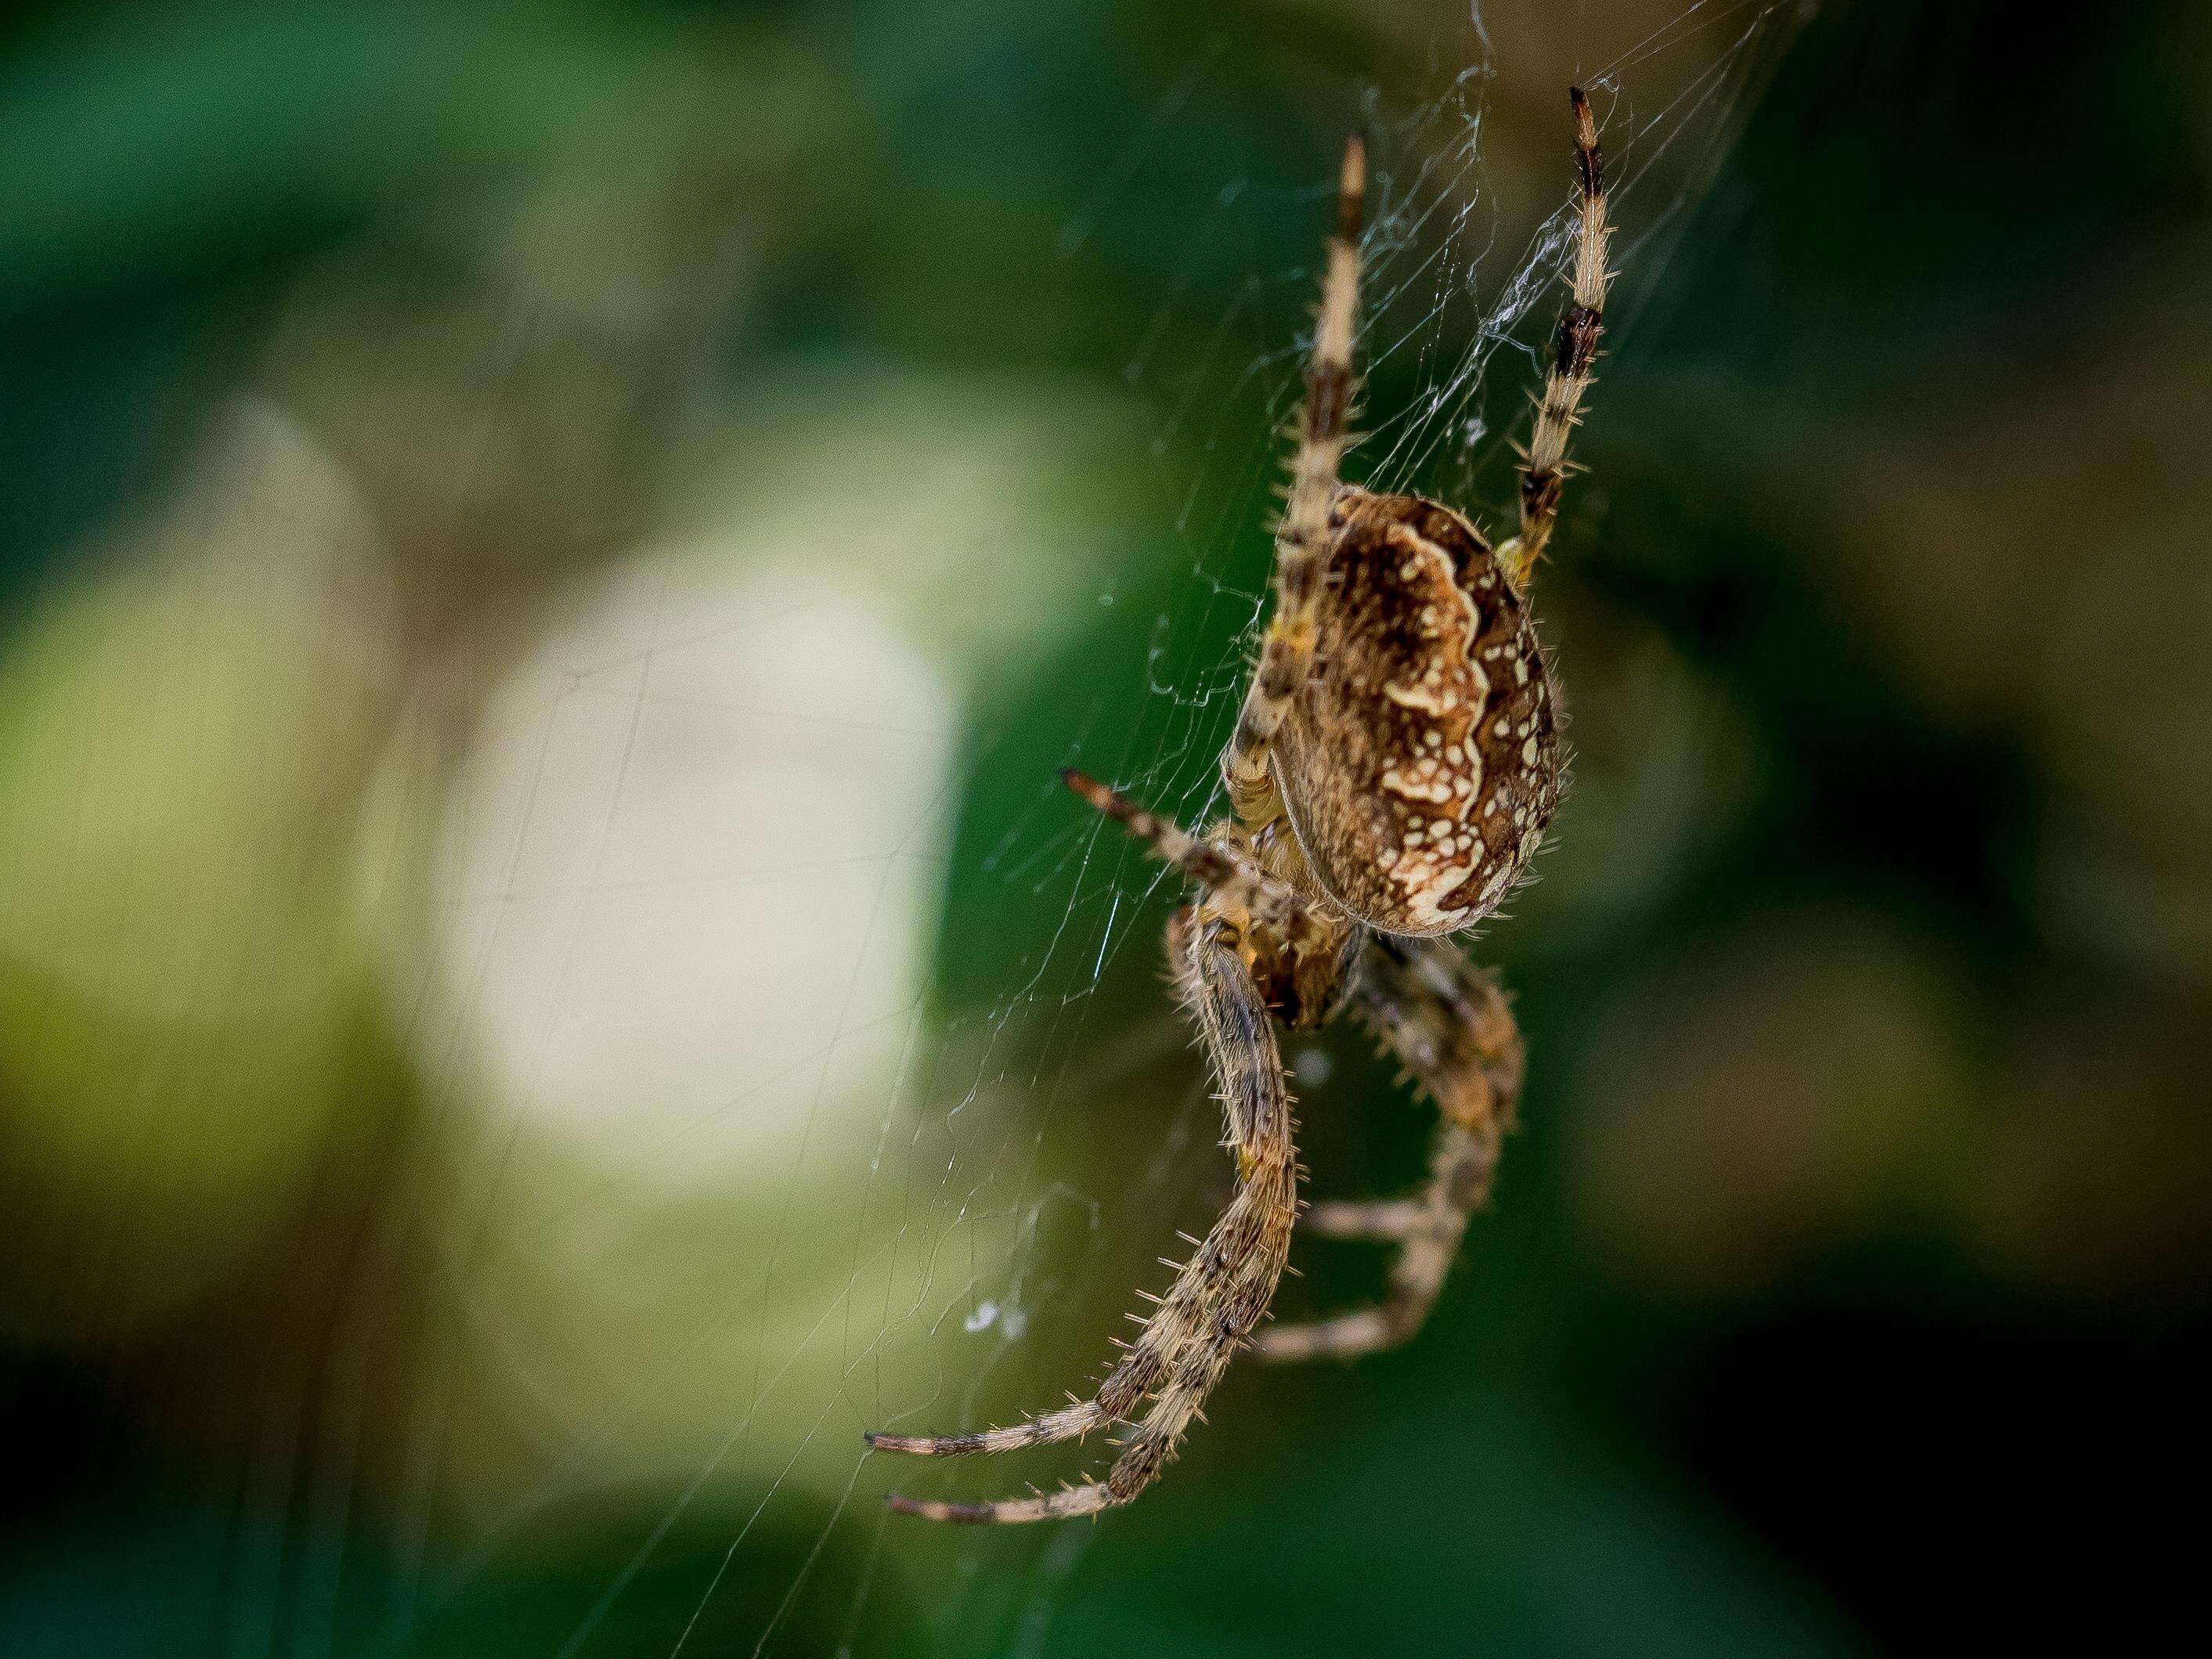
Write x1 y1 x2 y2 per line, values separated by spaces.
370 3 1814 1654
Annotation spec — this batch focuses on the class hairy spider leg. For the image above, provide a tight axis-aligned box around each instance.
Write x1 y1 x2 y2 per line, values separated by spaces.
1059 769 1331 953
1253 933 1522 1361
1499 86 1615 593
1223 133 1366 824
873 914 1297 1521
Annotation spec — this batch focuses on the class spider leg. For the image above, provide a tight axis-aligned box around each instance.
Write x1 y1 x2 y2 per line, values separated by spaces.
1062 769 1329 951
1223 134 1365 824
872 913 1298 1522
1499 86 1615 594
1253 932 1521 1363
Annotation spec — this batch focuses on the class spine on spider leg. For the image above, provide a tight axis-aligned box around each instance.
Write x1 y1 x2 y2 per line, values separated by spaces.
1261 1115 1499 1362
1364 936 1524 1133
1225 134 1366 820
1508 86 1615 592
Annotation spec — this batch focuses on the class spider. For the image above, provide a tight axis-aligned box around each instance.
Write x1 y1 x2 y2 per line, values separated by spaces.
868 88 1613 1523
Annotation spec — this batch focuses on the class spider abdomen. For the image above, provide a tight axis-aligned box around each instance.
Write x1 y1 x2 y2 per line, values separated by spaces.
1272 489 1561 936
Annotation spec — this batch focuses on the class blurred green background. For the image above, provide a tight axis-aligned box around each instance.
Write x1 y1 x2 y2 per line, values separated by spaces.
3 1 2208 1654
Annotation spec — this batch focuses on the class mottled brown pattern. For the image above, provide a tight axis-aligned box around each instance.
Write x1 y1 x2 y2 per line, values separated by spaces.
1272 489 1561 935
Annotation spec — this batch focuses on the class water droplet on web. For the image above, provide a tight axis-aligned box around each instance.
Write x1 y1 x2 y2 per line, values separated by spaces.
964 1299 1029 1337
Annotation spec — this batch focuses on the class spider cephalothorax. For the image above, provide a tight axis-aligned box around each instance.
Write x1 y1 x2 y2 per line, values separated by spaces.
870 88 1611 1524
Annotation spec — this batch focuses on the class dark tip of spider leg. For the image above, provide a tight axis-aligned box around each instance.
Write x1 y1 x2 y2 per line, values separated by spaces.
1569 86 1604 196
1061 766 1118 817
1062 767 1142 831
1337 133 1365 240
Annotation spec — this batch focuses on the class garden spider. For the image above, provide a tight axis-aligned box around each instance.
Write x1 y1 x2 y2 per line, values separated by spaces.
868 88 1612 1523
